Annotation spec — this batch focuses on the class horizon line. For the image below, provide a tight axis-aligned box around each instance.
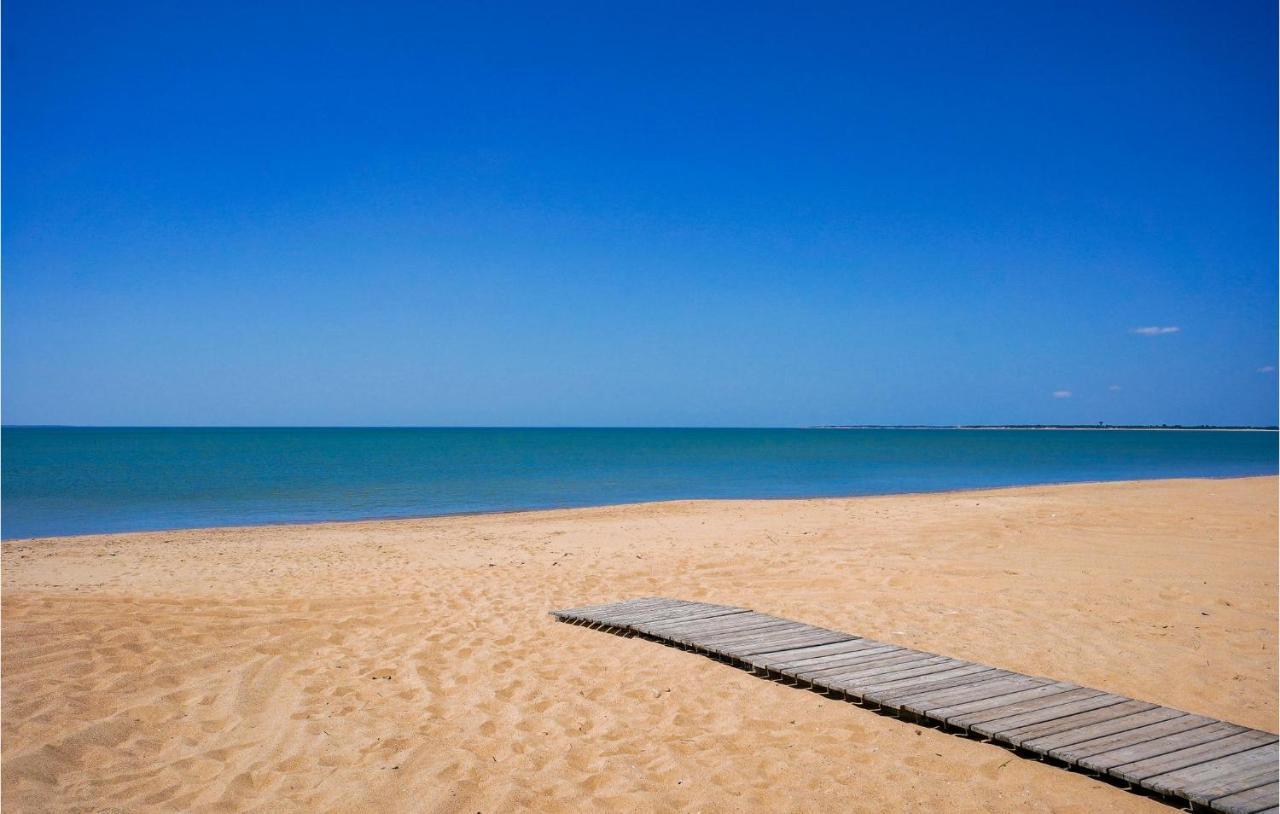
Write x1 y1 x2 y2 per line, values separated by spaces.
3 424 1278 431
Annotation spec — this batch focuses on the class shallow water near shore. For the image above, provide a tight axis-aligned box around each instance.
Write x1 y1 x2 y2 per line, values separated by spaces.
3 426 1276 538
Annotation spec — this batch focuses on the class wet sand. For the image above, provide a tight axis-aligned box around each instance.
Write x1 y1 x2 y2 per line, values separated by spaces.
3 476 1276 812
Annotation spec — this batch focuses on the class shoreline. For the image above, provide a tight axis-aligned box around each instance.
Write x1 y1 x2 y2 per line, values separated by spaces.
6 472 1277 544
4 476 1276 812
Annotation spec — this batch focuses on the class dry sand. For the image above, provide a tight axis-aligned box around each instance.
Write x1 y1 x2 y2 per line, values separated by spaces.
3 476 1276 813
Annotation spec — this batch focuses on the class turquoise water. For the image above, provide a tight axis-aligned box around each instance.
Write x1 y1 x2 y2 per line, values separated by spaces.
2 427 1276 539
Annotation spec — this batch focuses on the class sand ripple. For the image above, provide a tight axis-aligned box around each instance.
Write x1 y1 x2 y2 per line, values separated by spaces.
3 477 1275 812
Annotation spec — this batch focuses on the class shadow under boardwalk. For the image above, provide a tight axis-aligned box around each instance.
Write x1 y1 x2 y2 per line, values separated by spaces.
552 597 1278 814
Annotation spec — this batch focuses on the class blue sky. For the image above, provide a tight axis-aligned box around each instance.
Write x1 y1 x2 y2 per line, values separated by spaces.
4 1 1276 426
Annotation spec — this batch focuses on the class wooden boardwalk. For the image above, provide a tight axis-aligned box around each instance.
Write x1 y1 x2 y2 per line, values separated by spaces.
552 597 1278 814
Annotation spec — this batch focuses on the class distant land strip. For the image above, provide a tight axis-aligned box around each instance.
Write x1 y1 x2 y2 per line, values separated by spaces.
814 424 1280 431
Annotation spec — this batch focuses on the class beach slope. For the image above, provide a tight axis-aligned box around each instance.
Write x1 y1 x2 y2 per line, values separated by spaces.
3 477 1276 812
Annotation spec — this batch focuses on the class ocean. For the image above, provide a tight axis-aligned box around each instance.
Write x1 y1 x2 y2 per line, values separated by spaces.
2 427 1276 539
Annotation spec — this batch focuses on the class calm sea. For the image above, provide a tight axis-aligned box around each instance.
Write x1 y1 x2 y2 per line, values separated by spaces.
2 427 1276 539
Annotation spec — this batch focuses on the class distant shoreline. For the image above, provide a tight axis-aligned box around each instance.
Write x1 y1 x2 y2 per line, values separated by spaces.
813 425 1279 432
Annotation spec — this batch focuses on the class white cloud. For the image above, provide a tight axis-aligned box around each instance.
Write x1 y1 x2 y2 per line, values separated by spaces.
1052 390 1072 398
1108 385 1122 391
1130 326 1181 336
1259 365 1276 373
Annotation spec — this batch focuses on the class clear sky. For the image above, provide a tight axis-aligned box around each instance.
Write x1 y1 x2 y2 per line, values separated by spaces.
4 1 1276 426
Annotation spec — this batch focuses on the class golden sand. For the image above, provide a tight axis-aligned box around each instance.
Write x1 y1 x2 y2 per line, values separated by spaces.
3 476 1276 812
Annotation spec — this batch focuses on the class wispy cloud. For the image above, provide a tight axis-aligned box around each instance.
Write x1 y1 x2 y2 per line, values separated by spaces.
1108 385 1122 391
1259 365 1276 373
1052 390 1072 398
1130 326 1180 336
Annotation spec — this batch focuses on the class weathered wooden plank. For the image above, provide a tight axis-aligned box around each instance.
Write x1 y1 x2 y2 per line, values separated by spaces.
617 604 746 626
695 626 827 655
705 622 832 646
639 608 773 630
688 619 811 643
617 599 728 617
828 665 994 702
650 614 789 641
971 695 1133 740
1143 743 1278 804
896 675 1051 716
736 621 833 640
637 611 778 635
798 651 936 680
995 700 1158 747
579 603 711 626
648 611 776 631
749 638 887 670
1018 705 1185 754
730 619 823 634
1109 731 1278 785
827 659 973 695
874 670 1024 708
1052 714 1219 765
797 647 930 672
677 619 803 645
780 646 909 679
552 597 1278 812
1211 781 1279 814
747 639 890 665
855 665 1002 702
1076 721 1248 774
865 670 1013 711
572 597 689 621
945 688 1105 730
920 681 1080 723
667 623 795 647
817 656 959 686
726 630 854 658
623 609 751 629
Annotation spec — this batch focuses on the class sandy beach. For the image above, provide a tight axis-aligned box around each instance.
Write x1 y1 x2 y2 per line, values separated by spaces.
2 476 1276 813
